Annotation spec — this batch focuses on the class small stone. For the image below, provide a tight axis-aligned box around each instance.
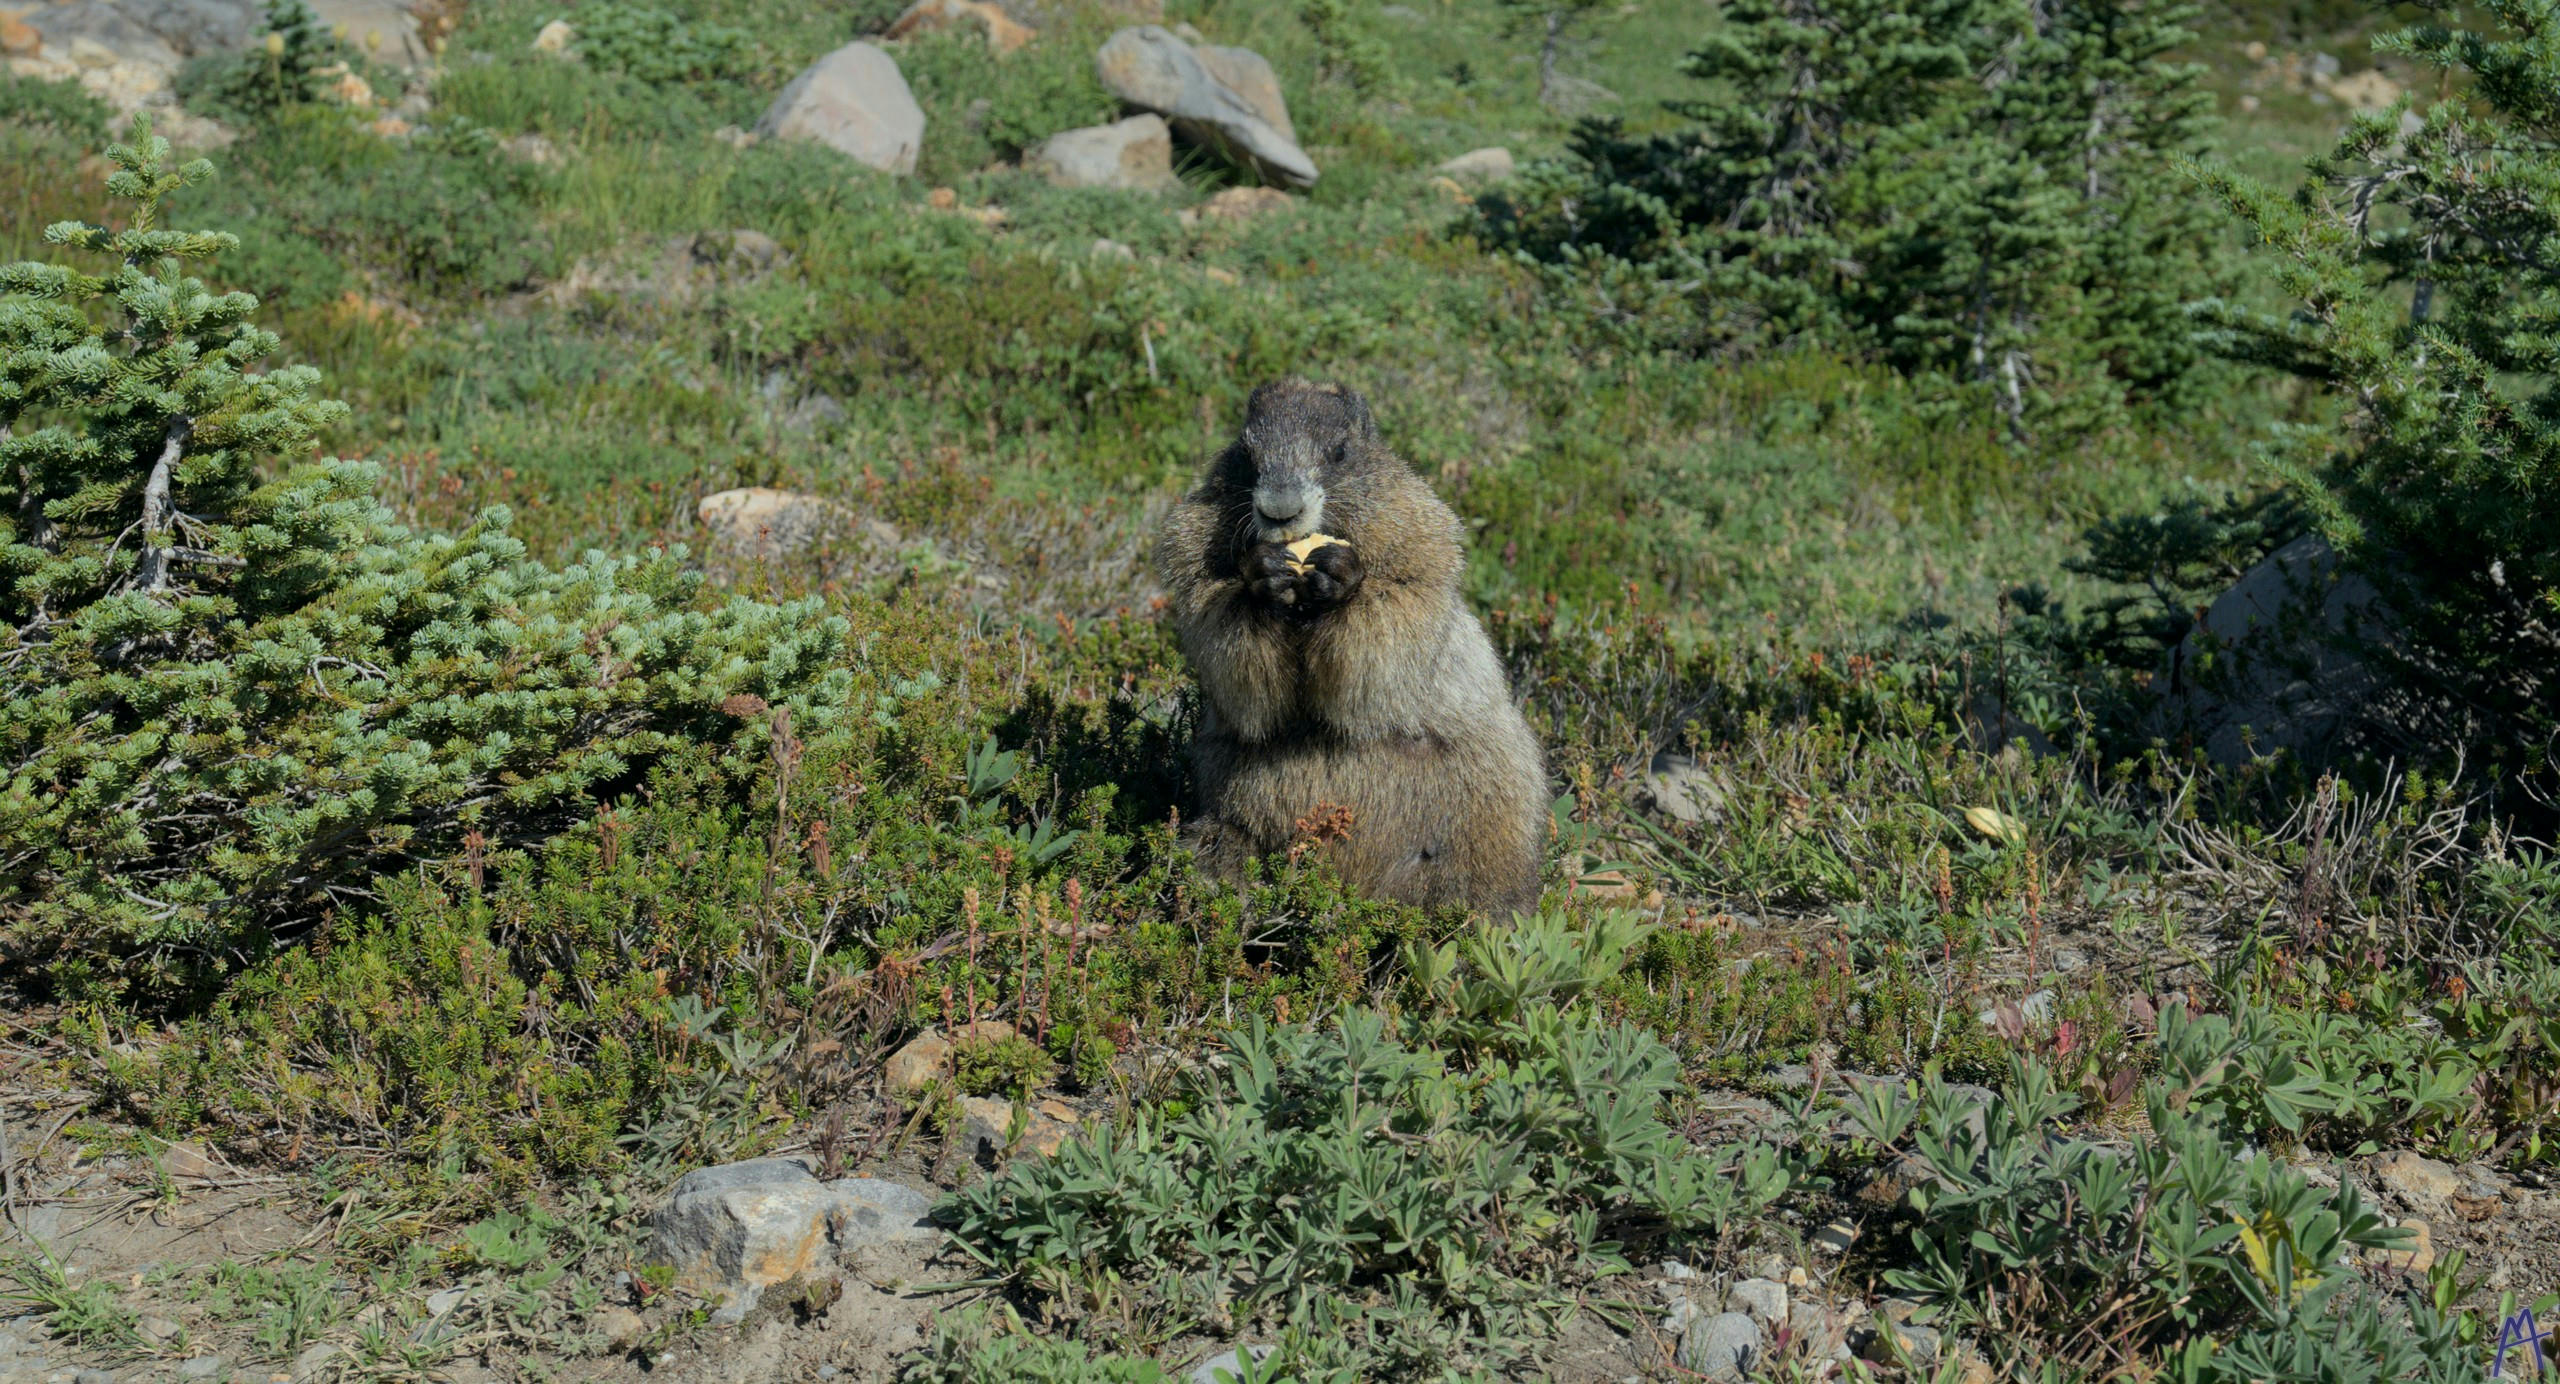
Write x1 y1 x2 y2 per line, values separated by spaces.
1036 1098 1080 1123
178 1360 225 1381
1024 113 1176 192
1678 1312 1762 1381
1811 1218 1857 1253
884 0 1033 54
291 1342 340 1379
961 1095 1075 1158
1659 1295 1702 1335
2369 1150 2460 1208
1657 1259 1698 1280
1193 185 1293 223
885 1028 957 1094
532 18 573 52
592 1305 646 1348
500 132 560 166
1190 1345 1275 1384
425 1288 465 1316
1090 238 1137 261
137 1315 182 1343
1858 1320 1940 1369
1787 1300 1849 1357
824 1177 939 1249
1727 1278 1786 1328
2366 1217 2436 1274
1784 1265 1808 1288
159 1142 219 1179
1433 146 1514 183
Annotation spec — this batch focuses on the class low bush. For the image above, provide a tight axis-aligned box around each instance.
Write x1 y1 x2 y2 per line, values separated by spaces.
1843 1022 2478 1380
0 124 846 997
943 913 1797 1379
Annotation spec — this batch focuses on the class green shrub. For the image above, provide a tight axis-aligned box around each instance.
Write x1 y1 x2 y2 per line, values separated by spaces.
0 72 112 142
0 123 849 995
2191 0 2560 801
1480 0 2227 440
570 2 754 85
1844 1021 2480 1379
942 913 1797 1379
953 1032 1055 1099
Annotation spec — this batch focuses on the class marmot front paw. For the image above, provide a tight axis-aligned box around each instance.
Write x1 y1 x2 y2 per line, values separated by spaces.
1245 542 1303 606
1298 540 1364 609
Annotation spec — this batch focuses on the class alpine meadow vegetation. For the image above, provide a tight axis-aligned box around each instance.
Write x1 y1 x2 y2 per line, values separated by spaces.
2 0 2559 1379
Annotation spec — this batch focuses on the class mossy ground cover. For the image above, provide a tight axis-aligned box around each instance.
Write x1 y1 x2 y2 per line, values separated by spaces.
1 0 2556 1379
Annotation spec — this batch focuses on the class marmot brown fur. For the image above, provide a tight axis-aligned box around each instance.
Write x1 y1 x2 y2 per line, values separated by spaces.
1154 379 1549 917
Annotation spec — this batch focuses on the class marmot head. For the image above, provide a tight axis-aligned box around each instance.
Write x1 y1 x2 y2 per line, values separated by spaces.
1219 378 1391 546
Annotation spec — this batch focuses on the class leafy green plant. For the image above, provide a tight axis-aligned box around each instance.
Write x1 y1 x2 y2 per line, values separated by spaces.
953 1032 1054 1099
0 122 851 993
1845 1014 2484 1378
571 3 753 85
0 73 112 141
942 912 1795 1378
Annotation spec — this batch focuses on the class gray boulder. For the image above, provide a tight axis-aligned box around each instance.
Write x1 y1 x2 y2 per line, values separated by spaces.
2159 535 2394 765
1095 26 1314 188
1025 113 1176 192
1679 1311 1763 1381
648 1157 937 1319
1192 43 1292 143
756 41 925 175
1433 146 1515 182
24 0 424 69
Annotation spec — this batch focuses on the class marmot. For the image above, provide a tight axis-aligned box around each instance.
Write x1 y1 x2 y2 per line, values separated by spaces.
1153 379 1549 917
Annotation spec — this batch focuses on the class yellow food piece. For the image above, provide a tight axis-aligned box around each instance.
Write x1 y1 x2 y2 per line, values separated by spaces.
1284 533 1343 568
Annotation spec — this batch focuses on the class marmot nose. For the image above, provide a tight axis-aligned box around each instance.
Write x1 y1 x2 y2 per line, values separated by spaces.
1255 488 1307 523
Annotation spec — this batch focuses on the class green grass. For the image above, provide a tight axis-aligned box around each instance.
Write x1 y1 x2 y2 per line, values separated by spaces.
5 0 2555 1378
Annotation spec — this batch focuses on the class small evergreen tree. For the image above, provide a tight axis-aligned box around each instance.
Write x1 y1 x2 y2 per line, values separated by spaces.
1480 0 2224 439
2192 0 2560 795
1496 0 1617 109
0 121 851 994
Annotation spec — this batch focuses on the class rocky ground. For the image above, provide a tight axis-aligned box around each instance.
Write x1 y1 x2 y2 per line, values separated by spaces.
6 897 2556 1384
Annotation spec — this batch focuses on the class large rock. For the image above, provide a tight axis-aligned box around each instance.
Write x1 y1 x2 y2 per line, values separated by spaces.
21 0 422 68
1679 1312 1763 1380
698 487 853 556
2159 535 2395 765
756 41 924 176
1025 113 1175 191
884 0 1033 55
1095 26 1314 188
648 1158 937 1319
1191 43 1291 143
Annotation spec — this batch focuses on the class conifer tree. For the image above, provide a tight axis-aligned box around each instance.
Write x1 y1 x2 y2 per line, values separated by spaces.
0 122 851 992
1481 0 2222 439
2193 1 2560 791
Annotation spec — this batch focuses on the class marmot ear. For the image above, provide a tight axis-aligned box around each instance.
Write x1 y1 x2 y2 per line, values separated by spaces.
1324 383 1379 440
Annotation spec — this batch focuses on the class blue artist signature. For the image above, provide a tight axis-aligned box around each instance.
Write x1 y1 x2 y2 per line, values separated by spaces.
2496 1307 2554 1378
